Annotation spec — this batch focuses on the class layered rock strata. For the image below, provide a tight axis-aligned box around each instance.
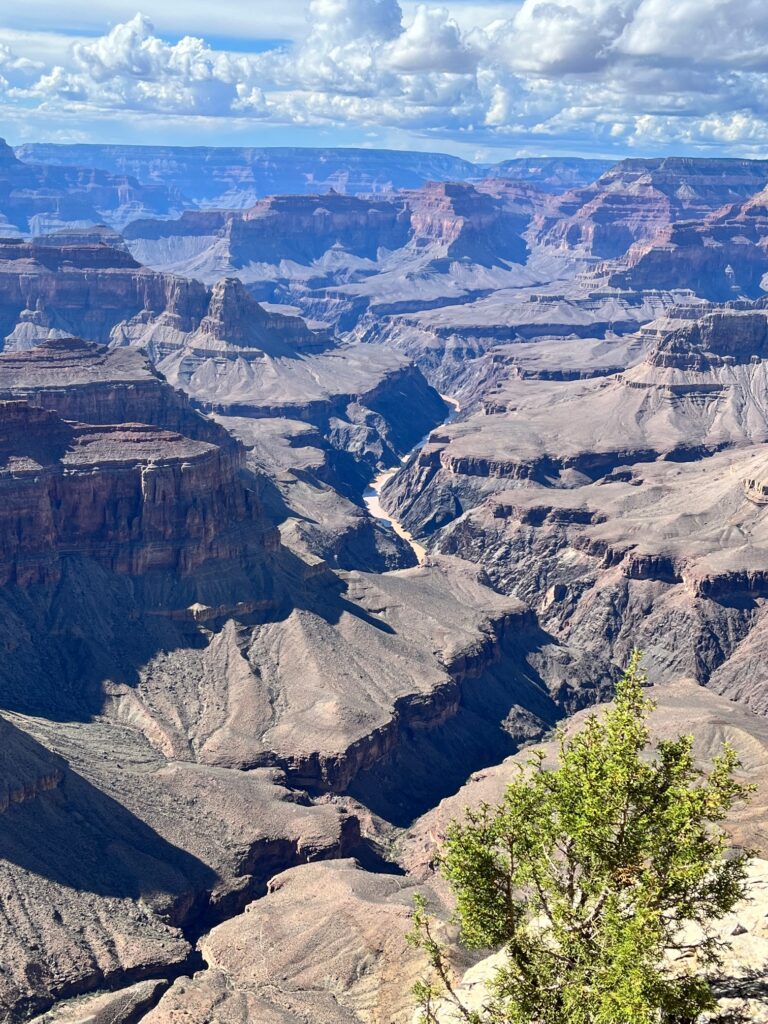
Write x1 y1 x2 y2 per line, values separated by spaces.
0 400 266 588
123 182 534 307
0 336 230 445
0 712 353 1022
0 237 208 348
0 138 179 236
137 682 768 1024
16 144 607 204
532 157 768 259
379 303 768 696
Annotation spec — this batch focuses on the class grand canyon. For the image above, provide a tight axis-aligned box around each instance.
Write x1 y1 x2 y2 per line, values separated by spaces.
5 57 768 1023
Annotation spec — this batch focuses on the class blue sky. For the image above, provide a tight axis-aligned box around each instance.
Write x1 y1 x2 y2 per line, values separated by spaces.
1 0 768 160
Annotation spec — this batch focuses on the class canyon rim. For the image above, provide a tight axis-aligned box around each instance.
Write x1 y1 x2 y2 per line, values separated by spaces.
4 0 768 1021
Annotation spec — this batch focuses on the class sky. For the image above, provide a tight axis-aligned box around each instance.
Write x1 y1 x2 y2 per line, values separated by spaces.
1 0 768 160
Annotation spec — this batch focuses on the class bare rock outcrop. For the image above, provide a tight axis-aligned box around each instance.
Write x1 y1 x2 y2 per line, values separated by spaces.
376 302 768 700
402 181 531 266
533 157 768 259
0 137 180 236
0 712 353 1023
0 336 231 446
103 557 549 790
0 399 269 589
17 144 608 203
17 144 480 206
142 859 427 1024
587 183 768 301
141 682 768 1024
0 237 208 349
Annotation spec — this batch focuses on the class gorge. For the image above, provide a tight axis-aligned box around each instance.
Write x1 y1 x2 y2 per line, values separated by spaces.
3 141 768 1024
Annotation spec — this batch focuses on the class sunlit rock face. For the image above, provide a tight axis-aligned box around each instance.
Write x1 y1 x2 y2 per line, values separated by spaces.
532 157 768 259
7 144 768 1024
592 185 768 300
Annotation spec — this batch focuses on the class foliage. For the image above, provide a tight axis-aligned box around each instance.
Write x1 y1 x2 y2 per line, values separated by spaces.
408 651 754 1024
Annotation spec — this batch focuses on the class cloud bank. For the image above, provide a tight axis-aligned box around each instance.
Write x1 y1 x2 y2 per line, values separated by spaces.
2 0 768 155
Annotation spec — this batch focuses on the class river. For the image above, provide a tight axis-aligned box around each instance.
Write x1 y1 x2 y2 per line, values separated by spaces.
363 394 460 565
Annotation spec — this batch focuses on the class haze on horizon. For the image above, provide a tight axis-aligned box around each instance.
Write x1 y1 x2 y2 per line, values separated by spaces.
1 0 767 163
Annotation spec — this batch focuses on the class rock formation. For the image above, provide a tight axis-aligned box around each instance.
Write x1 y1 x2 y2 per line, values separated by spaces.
122 181 535 320
127 682 768 1024
0 234 453 573
0 138 179 235
123 194 412 279
596 185 768 300
532 157 768 259
5 148 768 1024
141 858 427 1024
377 302 768 704
402 181 533 266
0 335 605 1023
0 712 353 1022
0 336 230 444
16 144 607 206
0 236 208 348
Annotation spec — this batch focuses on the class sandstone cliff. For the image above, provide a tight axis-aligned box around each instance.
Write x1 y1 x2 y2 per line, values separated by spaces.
532 157 768 259
0 138 180 236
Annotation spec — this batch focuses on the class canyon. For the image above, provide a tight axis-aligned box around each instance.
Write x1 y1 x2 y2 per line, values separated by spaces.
2 145 768 1023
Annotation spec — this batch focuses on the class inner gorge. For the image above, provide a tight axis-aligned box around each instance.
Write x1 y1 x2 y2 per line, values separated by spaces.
4 111 768 1024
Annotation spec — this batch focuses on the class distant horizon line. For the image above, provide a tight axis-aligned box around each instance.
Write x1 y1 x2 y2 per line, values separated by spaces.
8 140 768 167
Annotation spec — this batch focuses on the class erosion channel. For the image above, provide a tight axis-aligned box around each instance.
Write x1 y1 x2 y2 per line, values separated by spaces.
363 395 461 565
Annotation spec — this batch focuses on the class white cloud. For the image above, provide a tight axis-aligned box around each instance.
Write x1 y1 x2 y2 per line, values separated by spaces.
3 0 768 156
617 0 768 67
306 0 403 43
487 0 639 75
385 6 476 73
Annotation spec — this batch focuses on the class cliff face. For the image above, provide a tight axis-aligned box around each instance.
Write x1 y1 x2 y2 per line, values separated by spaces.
0 237 450 575
390 441 768 705
378 300 768 705
0 399 265 589
0 237 333 360
124 181 535 288
0 336 232 445
402 181 531 266
532 157 768 259
0 137 180 235
0 338 276 599
16 144 602 204
597 186 768 299
643 308 768 369
0 236 209 348
125 193 412 271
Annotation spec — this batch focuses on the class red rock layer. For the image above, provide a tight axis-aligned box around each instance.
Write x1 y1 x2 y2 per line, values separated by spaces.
0 400 269 587
533 157 768 259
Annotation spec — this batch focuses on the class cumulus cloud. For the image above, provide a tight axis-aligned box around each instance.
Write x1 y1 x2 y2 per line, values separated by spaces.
306 0 403 43
39 13 269 115
617 0 768 67
3 0 768 155
487 0 639 75
385 6 476 73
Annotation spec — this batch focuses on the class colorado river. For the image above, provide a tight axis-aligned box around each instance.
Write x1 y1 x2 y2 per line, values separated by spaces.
363 394 461 565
